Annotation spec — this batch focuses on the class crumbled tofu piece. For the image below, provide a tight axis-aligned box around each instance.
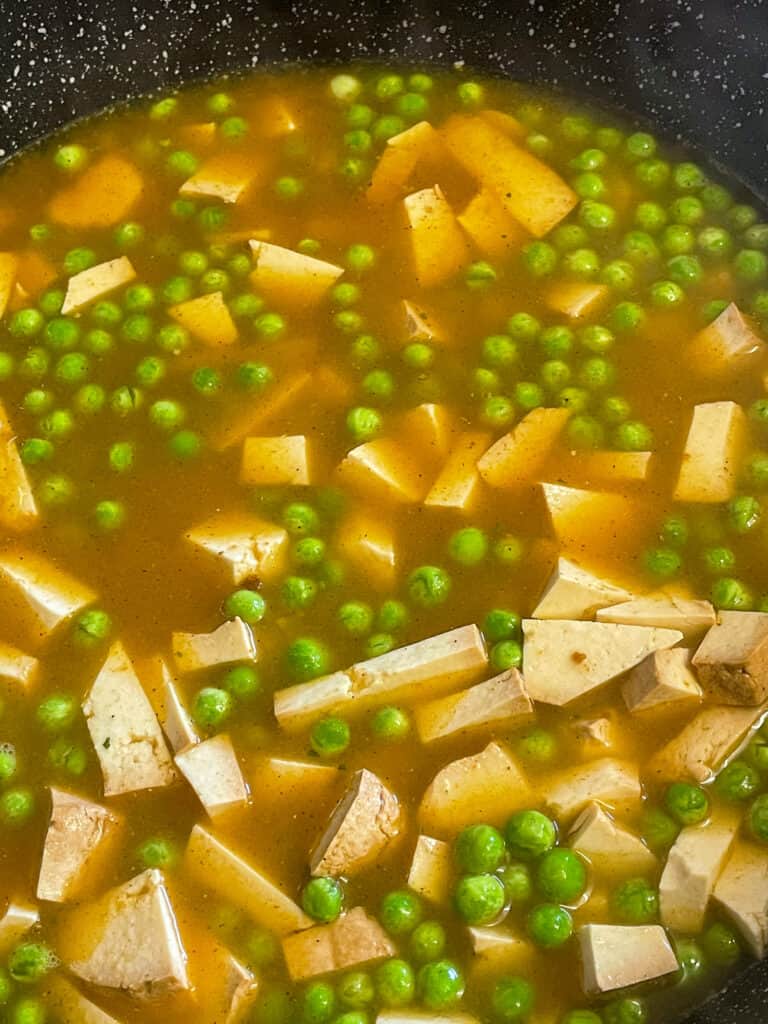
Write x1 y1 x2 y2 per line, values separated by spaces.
532 557 634 620
337 438 428 504
468 926 532 975
172 618 257 674
60 256 136 316
186 512 289 585
175 735 249 818
441 114 577 236
424 431 491 511
660 813 740 933
250 757 341 804
37 788 123 903
185 824 311 934
212 371 313 450
241 435 313 486
180 154 259 204
0 640 39 689
401 300 448 345
367 121 442 204
457 189 527 259
169 291 238 346
540 483 636 554
249 241 344 307
546 280 610 319
336 510 397 590
415 669 533 744
400 404 456 463
674 401 747 503
692 611 768 705
0 547 95 638
0 253 17 320
419 741 530 835
407 835 453 904
546 759 642 823
0 901 39 954
43 976 121 1024
522 619 682 706
403 185 470 288
48 156 144 228
687 302 765 378
623 648 702 713
65 869 189 998
282 906 395 980
566 450 653 484
597 593 716 642
311 769 402 877
377 1014 479 1024
477 408 571 489
713 840 768 957
569 802 656 875
578 924 678 995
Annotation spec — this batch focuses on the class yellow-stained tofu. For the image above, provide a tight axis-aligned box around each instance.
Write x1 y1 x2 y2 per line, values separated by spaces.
401 300 448 345
282 907 395 981
545 280 610 319
180 153 260 204
336 510 397 590
169 291 238 347
414 669 533 744
399 403 456 464
480 109 526 138
377 1014 479 1024
274 672 355 732
578 924 678 995
42 975 121 1024
424 431 490 511
0 253 18 319
212 371 313 451
468 926 533 977
143 656 199 754
546 758 642 822
249 756 341 805
61 256 136 316
186 512 289 585
540 482 637 554
0 640 39 689
713 840 768 957
571 715 617 756
337 438 428 504
256 95 299 137
477 409 570 489
569 802 657 876
367 121 442 204
532 557 634 620
407 835 453 904
566 450 654 485
177 121 217 148
16 249 58 297
687 302 766 378
457 189 527 259
403 185 470 288
0 902 39 954
622 648 702 713
175 734 249 818
249 241 344 308
48 156 144 229
0 423 38 533
674 401 747 503
172 618 257 674
0 548 95 638
692 611 768 705
241 435 313 486
597 593 716 642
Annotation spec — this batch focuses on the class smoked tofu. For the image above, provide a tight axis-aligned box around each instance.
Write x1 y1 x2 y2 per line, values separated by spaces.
419 741 530 835
310 769 402 877
414 669 533 744
522 619 682 706
61 256 136 316
0 548 95 638
37 788 123 903
0 901 39 954
407 835 453 904
241 435 313 486
249 241 344 307
673 401 747 503
169 291 238 347
175 735 249 818
713 840 768 957
457 189 527 259
692 611 768 705
172 618 257 674
367 121 442 204
569 802 657 875
83 642 177 796
597 593 716 642
659 814 739 933
336 510 397 590
546 758 642 822
180 153 259 204
622 648 702 713
687 302 765 378
0 640 39 689
424 432 490 511
282 906 395 981
532 557 634 620
577 924 678 994
403 185 470 288
477 408 570 489
337 438 428 504
185 512 289 585
48 155 144 229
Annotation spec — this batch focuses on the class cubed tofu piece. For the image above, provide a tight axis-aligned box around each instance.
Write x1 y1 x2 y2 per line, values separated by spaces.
713 840 768 957
178 121 217 148
212 371 313 451
0 640 40 689
441 114 577 236
0 548 95 638
169 291 238 346
37 788 122 903
415 669 533 744
336 510 397 590
257 96 299 136
48 156 144 228
659 814 740 933
566 450 654 485
184 824 311 934
419 741 530 836
367 121 442 204
175 735 249 818
180 153 259 204
249 241 344 308
578 924 678 995
273 671 355 732
457 189 527 259
0 901 39 954
250 756 341 805
0 431 38 533
546 759 642 823
403 185 470 288
43 976 121 1024
378 1014 479 1024
400 404 456 463
692 611 768 705
16 249 58 297
61 256 136 316
687 302 765 378
532 557 634 620
539 483 637 555
83 642 177 797
480 109 526 138
477 408 570 490
241 435 313 486
311 769 402 877
522 619 682 706
407 835 453 904
282 906 395 981
172 618 257 674
545 280 610 319
424 432 491 511
0 252 18 320
623 648 702 713
64 869 189 998
337 438 428 504
217 952 259 1024
401 300 448 346
597 593 716 642
569 802 657 875
186 512 289 585
149 657 199 754
468 926 533 975
571 716 616 754
674 401 747 503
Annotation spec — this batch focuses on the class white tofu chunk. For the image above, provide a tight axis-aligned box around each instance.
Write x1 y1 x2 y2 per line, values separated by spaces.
175 735 249 818
569 803 657 875
414 669 533 744
241 435 313 486
660 814 740 933
401 300 448 346
540 483 637 555
423 432 491 512
674 401 747 503
146 656 199 754
274 671 355 732
532 557 634 620
407 836 453 904
180 154 258 204
61 257 136 316
0 548 95 638
65 869 190 998
467 926 533 975
219 952 259 1024
172 618 257 674
0 901 39 954
169 291 238 347
337 438 428 504
311 769 402 877
571 715 616 754
43 976 120 1024
477 408 571 489
419 741 530 835
282 906 395 980
249 241 344 308
623 648 702 713
403 185 470 288
186 512 289 585
0 640 40 689
713 840 768 957
546 759 642 823
692 611 768 705
184 825 311 935
687 302 766 378
367 121 442 204
522 619 682 706
83 642 177 796
378 1014 479 1024
578 924 678 995
37 788 123 903
336 511 397 590
597 593 716 642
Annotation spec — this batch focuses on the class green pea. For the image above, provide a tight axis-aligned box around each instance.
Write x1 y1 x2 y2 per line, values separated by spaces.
498 862 532 904
310 717 350 758
702 922 741 967
370 707 410 742
0 788 35 827
193 687 232 730
73 608 112 647
634 201 667 233
54 143 88 172
494 535 525 565
136 836 178 870
409 921 446 963
526 903 573 948
611 878 658 924
563 247 600 277
302 877 343 923
664 781 709 826
9 309 44 338
490 640 523 671
715 759 760 801
380 890 423 934
20 438 54 466
408 565 451 607
625 132 656 161
505 809 556 860
454 824 506 874
286 638 329 681
517 728 558 765
417 960 465 1010
535 848 586 903
338 601 373 636
448 527 488 566
522 241 558 277
375 959 415 1008
491 977 535 1022
483 609 520 643
377 600 408 632
302 982 336 1024
93 499 126 532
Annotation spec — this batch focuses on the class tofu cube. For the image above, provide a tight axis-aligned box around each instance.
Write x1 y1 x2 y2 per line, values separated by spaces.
212 371 313 451
0 902 39 954
249 757 341 806
545 280 610 320
146 656 199 754
169 291 238 346
0 548 95 638
569 802 657 876
597 593 716 642
692 611 768 705
336 510 397 590
403 185 470 288
0 399 38 533
48 156 143 228
713 840 768 957
467 926 533 975
546 759 642 823
400 404 456 463
457 189 527 259
367 121 442 204
659 814 740 933
0 253 17 319
282 907 395 981
377 1014 478 1024
650 701 767 783
477 408 571 489
186 512 289 585
623 648 702 713
401 301 448 346
61 257 136 316
566 450 653 485
175 734 249 818
578 924 678 994
687 302 765 378
532 557 634 620
424 432 491 511
414 669 533 744
674 401 747 503
571 715 616 755
241 435 313 486
249 241 344 307
407 835 453 904
172 618 257 674
337 438 428 504
41 975 121 1024
540 483 638 556
180 153 259 204
0 640 39 689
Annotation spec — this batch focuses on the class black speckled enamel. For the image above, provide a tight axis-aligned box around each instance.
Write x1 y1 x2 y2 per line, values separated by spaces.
1 1 768 1020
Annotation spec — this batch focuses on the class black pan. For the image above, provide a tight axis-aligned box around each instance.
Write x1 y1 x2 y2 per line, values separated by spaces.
1 1 767 1021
